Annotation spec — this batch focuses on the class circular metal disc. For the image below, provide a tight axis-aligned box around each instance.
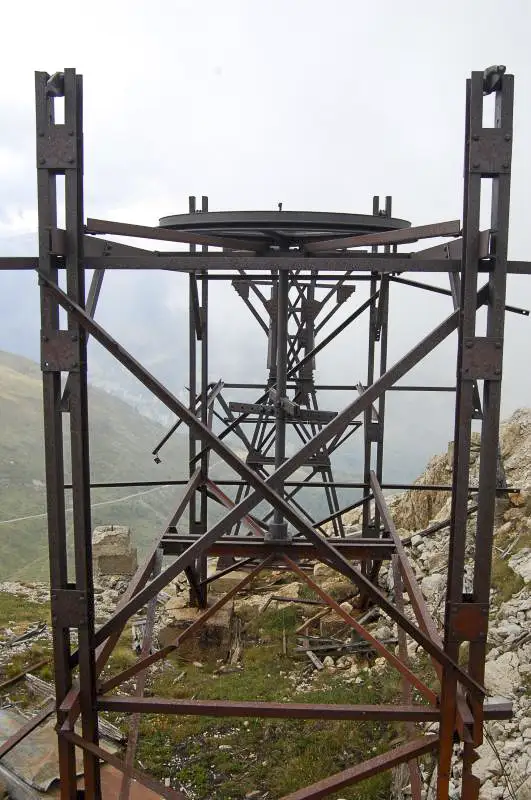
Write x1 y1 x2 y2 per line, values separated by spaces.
158 209 411 247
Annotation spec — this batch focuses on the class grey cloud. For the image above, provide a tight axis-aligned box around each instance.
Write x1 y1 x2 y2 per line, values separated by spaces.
0 0 530 482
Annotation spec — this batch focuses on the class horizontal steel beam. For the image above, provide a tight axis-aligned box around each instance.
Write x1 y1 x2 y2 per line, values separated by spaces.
83 255 465 272
98 696 441 721
65 479 517 492
86 217 258 252
160 536 396 560
2 255 531 273
305 220 461 252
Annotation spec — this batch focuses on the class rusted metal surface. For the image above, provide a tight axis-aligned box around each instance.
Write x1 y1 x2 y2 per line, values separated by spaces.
86 216 258 252
98 696 441 721
0 66 523 799
0 702 55 762
63 731 185 799
305 219 461 252
392 555 423 800
118 549 163 800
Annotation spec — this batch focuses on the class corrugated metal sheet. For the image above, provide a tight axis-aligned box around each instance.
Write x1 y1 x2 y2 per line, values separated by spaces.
0 708 119 793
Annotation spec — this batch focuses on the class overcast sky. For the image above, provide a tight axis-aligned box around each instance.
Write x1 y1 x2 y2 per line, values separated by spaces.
1 0 530 480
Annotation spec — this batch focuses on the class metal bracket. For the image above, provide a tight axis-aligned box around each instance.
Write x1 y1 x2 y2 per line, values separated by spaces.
37 126 78 171
447 602 489 643
51 589 87 628
301 298 321 320
367 421 382 442
469 130 511 176
41 331 80 372
462 337 503 380
232 280 249 300
337 285 356 304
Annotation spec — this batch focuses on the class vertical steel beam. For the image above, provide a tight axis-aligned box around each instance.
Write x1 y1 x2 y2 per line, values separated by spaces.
462 73 514 800
375 196 392 489
197 195 209 602
187 196 200 605
267 268 289 539
35 71 78 800
63 69 101 797
362 196 380 537
438 72 483 800
438 69 514 799
392 555 423 800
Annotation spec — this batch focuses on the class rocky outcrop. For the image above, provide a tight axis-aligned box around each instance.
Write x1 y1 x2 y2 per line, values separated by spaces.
388 408 531 800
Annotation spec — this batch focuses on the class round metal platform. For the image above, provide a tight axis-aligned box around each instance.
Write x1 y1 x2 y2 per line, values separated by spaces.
158 210 411 248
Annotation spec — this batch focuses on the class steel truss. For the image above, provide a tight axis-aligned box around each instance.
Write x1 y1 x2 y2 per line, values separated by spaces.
1 66 530 799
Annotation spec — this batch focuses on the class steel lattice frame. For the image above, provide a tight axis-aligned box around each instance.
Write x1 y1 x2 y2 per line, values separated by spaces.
0 66 530 800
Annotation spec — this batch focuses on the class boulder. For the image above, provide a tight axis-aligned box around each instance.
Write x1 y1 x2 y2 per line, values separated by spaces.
420 574 446 603
484 652 519 696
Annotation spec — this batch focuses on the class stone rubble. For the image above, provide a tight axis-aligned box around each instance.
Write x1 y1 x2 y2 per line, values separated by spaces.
387 409 531 800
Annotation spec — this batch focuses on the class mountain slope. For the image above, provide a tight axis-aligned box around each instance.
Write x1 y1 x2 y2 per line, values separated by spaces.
0 350 191 580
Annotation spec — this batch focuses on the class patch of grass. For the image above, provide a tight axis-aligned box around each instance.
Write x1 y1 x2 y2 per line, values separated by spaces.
2 642 53 680
326 579 356 602
491 556 525 603
299 583 320 601
496 526 531 554
133 645 408 799
0 591 50 640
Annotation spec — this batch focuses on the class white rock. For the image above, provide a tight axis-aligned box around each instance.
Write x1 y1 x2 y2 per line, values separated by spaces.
335 656 353 669
323 656 335 668
373 625 392 640
420 573 446 602
484 652 520 696
509 549 531 582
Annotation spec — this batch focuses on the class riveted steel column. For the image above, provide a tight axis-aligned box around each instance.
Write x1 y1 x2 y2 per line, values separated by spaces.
438 69 514 799
463 72 514 800
63 69 101 797
35 70 77 800
362 196 380 537
198 194 209 601
267 267 289 539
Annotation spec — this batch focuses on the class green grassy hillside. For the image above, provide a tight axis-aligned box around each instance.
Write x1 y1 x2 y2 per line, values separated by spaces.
0 350 359 582
0 350 192 581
